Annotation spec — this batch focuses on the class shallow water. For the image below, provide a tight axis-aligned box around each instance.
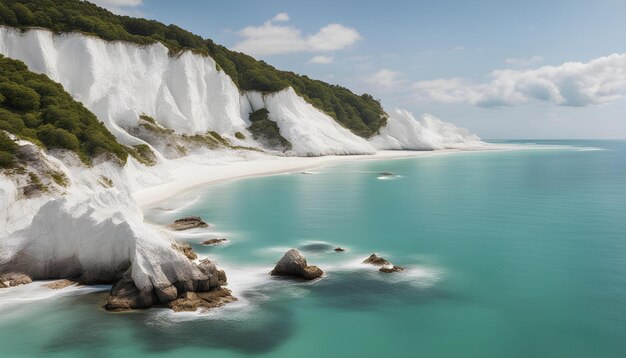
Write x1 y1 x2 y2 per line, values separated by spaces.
1 140 626 357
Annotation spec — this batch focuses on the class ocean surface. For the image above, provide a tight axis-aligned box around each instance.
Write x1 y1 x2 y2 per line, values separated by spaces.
1 140 625 357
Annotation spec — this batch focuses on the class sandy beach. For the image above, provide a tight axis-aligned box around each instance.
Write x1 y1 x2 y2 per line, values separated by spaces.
132 148 487 207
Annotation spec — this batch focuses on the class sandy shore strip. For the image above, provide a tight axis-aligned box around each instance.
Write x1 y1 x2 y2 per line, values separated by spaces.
133 147 507 207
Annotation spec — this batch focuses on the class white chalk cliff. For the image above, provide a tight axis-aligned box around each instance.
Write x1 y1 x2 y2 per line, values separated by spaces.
0 26 482 307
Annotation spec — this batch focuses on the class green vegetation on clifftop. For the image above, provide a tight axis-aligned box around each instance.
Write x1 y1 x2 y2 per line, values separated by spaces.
0 0 387 137
0 55 127 166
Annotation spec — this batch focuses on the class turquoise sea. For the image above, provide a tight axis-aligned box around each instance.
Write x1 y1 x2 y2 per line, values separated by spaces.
1 140 625 357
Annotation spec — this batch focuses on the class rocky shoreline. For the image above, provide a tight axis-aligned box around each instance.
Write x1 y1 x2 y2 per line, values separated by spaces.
0 216 406 313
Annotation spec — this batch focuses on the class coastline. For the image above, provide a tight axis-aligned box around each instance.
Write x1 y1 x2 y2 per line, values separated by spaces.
132 148 498 207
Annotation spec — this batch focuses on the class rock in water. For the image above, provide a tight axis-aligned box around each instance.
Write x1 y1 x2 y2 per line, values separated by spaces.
362 254 391 266
334 247 346 252
270 249 323 280
172 241 198 260
0 273 33 287
201 238 228 246
379 265 404 273
168 216 210 231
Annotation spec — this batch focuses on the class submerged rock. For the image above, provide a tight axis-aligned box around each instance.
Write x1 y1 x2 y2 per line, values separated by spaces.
334 247 346 252
168 216 210 231
172 241 198 260
379 265 404 273
362 254 391 266
44 279 77 289
0 272 33 287
201 238 228 246
270 249 323 280
300 242 334 253
379 172 395 176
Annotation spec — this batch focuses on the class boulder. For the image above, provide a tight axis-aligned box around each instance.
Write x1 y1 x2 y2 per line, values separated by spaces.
0 281 6 288
168 216 210 231
362 254 391 266
105 271 155 311
0 273 33 287
172 241 198 260
379 265 404 273
198 259 227 287
270 249 323 280
334 247 346 252
201 238 228 246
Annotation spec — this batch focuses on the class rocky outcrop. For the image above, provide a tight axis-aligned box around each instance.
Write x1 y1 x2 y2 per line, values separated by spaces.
105 257 231 312
270 249 323 280
379 266 404 273
0 272 32 287
362 254 391 266
201 238 228 246
172 241 198 260
168 216 210 231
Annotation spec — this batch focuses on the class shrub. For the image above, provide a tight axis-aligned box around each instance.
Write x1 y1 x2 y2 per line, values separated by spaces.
0 82 40 111
234 131 245 140
249 119 291 151
0 55 128 164
128 144 156 166
249 108 269 122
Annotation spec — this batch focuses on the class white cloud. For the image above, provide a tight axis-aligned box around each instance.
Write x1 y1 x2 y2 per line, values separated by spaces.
89 0 143 15
309 55 334 64
412 53 626 107
505 55 544 66
232 16 361 56
364 69 406 91
272 13 290 22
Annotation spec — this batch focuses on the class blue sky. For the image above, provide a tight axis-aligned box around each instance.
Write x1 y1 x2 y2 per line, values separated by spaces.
94 0 626 139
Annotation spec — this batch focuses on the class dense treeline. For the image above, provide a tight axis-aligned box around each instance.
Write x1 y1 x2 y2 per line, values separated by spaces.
0 55 127 167
0 0 387 137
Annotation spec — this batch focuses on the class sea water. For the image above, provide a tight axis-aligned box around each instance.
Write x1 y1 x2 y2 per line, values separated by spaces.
1 140 625 357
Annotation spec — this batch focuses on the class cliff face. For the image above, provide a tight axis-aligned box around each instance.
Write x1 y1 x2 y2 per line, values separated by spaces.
0 26 377 156
0 25 481 309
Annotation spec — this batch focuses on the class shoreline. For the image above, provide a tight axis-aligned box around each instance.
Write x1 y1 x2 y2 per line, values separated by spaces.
133 146 506 208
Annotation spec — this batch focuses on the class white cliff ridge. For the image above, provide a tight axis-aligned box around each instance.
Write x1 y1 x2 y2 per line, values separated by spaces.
370 109 482 150
0 26 478 156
